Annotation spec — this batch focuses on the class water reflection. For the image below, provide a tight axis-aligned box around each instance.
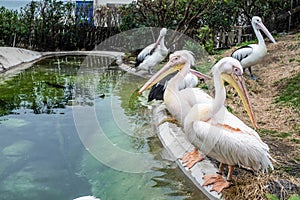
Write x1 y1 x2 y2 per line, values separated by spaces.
0 56 208 200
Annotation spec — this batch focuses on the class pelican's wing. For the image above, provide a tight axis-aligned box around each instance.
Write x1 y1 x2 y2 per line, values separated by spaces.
136 44 156 62
179 72 199 89
148 71 177 101
148 72 201 102
212 108 268 149
231 45 253 61
191 120 273 172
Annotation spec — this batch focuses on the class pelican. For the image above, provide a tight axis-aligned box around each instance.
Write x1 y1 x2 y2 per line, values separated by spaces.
73 196 100 200
135 28 168 74
148 69 202 102
138 50 212 168
183 57 273 193
231 16 276 80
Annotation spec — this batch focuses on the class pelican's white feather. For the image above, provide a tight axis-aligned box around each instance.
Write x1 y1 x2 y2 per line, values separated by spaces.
185 103 273 172
73 195 100 200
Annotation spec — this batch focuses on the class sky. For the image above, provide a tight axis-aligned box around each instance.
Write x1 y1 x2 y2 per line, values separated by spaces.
0 0 31 10
0 0 132 10
0 0 133 11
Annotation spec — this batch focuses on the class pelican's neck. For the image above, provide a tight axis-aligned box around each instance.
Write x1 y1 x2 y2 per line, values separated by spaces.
159 35 165 48
211 72 226 116
253 25 265 46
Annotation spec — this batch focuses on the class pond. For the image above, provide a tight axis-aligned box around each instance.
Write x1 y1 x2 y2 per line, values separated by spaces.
0 55 208 200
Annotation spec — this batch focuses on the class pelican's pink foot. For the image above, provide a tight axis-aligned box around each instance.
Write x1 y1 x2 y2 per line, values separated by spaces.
211 180 232 194
202 174 224 186
181 148 205 169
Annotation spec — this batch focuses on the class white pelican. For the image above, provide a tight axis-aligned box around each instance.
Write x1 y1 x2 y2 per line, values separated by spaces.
183 57 273 193
135 28 168 74
147 69 204 102
73 195 100 200
231 16 276 80
138 50 211 168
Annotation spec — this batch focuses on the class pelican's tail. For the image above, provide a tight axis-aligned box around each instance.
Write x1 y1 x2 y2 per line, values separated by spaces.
261 153 275 173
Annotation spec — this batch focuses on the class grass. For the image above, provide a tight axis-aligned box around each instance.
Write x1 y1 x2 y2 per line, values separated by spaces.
273 72 300 109
266 193 300 200
236 39 258 47
221 171 300 200
259 128 299 145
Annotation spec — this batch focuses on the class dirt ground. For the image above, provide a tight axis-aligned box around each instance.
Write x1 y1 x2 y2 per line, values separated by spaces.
215 33 300 199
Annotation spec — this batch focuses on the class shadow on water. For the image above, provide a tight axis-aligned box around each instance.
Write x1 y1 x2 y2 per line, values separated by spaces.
0 56 208 200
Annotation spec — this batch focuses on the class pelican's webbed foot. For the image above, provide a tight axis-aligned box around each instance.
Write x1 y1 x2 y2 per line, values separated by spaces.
250 74 258 80
248 67 258 80
202 174 224 186
158 117 181 127
211 179 232 194
181 148 205 169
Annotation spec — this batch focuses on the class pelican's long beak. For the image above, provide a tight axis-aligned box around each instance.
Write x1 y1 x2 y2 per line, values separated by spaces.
138 61 184 94
257 22 276 44
222 73 258 129
138 62 211 94
152 33 163 51
190 69 211 80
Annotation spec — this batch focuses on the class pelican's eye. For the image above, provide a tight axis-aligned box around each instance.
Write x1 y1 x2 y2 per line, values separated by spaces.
171 56 180 63
233 66 242 76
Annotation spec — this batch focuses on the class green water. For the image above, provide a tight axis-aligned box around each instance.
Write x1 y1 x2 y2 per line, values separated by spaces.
0 56 207 200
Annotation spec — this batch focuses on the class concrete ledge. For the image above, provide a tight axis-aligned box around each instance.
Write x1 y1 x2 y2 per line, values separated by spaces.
0 47 42 72
0 47 126 73
41 50 124 58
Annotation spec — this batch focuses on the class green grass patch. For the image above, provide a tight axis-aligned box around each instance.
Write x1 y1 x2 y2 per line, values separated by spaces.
259 129 278 136
273 72 300 109
266 193 279 200
236 39 258 47
290 138 300 144
288 195 300 200
259 128 300 145
213 49 228 55
266 193 300 200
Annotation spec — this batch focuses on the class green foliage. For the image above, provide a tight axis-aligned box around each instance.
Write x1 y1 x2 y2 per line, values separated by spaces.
119 0 296 53
0 0 110 51
266 193 279 200
194 25 215 54
289 195 300 200
0 0 297 51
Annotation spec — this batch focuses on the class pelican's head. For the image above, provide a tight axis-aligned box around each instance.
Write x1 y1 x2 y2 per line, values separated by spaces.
159 28 167 37
138 50 210 94
213 57 258 129
251 16 276 44
153 28 167 48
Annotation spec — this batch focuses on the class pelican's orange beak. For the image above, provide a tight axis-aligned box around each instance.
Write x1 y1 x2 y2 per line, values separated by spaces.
222 73 258 129
190 69 211 81
137 59 184 95
257 22 276 44
138 61 211 94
